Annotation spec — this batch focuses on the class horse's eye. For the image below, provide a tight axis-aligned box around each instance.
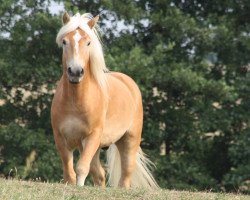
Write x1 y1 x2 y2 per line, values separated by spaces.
62 39 67 45
87 41 91 46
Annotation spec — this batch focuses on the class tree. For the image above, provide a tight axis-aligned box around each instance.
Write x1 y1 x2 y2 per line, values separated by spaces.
0 0 62 181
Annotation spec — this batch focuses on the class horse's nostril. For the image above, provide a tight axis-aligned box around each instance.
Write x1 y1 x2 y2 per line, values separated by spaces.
76 68 84 76
68 67 72 75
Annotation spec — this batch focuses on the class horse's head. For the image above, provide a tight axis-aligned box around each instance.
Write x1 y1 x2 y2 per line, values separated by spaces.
57 12 99 84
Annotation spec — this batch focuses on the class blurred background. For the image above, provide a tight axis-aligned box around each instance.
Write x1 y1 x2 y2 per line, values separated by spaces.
0 0 249 194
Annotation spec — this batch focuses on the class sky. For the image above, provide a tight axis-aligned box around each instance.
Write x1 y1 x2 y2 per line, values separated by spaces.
0 1 136 38
48 1 134 37
48 1 64 15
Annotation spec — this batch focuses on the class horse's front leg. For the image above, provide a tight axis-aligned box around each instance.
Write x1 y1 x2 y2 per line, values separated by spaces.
54 130 76 184
76 130 101 186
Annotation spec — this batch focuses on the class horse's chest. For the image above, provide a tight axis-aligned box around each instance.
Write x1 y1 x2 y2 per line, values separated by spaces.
59 116 87 147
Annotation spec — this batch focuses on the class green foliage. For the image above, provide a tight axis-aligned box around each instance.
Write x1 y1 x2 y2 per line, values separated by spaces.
155 155 218 191
223 129 250 193
0 123 61 181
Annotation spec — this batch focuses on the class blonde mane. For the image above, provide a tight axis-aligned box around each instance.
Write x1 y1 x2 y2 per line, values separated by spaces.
56 13 108 90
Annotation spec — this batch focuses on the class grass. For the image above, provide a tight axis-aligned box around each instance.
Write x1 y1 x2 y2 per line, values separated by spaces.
0 178 249 200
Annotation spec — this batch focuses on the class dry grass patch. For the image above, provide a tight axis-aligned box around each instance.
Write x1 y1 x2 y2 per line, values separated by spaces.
0 178 249 200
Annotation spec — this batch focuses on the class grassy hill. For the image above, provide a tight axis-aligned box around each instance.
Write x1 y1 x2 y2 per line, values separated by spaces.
0 178 249 200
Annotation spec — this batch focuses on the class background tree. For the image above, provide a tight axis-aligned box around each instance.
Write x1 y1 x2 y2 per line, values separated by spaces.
0 0 249 193
0 0 62 181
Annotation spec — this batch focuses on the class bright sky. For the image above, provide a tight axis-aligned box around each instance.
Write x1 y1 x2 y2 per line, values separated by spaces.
48 1 64 15
48 1 134 37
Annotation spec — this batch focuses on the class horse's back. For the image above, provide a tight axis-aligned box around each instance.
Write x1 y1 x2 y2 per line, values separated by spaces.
107 72 142 105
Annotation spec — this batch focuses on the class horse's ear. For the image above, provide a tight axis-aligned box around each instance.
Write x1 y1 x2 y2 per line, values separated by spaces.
87 15 99 29
62 12 70 25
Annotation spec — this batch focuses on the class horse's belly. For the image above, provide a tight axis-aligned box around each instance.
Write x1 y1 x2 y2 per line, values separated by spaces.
100 129 126 147
100 116 132 147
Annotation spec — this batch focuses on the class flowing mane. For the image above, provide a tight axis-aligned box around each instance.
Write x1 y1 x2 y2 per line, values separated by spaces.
56 13 108 90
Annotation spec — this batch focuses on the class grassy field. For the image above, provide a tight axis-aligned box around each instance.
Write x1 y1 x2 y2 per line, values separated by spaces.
0 178 249 200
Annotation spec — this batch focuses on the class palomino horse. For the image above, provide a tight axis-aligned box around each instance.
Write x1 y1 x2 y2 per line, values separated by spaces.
51 12 158 189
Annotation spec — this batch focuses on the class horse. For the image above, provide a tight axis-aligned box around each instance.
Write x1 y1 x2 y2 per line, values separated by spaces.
51 12 158 189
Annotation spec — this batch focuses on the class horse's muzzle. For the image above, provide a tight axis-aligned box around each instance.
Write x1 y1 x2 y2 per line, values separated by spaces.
67 66 84 84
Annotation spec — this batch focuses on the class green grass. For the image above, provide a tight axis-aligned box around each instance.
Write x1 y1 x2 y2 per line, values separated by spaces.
0 178 249 200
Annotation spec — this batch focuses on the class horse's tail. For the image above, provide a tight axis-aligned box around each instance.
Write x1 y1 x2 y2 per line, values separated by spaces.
106 144 159 189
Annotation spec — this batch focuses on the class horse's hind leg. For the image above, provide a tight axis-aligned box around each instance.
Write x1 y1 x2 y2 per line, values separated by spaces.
90 149 105 187
54 132 76 184
116 129 141 188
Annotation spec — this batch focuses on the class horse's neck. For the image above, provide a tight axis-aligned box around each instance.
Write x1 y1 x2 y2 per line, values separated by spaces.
62 71 99 106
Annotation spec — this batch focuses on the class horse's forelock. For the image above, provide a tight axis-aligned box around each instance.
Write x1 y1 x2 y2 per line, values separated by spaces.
56 13 91 46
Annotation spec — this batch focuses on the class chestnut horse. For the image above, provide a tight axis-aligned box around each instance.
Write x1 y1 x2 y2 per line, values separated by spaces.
51 12 158 189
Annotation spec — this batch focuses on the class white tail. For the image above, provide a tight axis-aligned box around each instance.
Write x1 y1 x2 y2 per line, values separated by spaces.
106 144 159 189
